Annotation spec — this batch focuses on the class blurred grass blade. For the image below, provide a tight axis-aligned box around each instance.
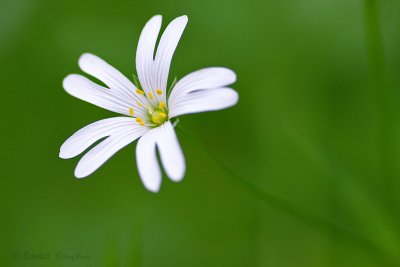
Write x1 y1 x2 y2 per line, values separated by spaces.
364 0 400 227
177 125 398 266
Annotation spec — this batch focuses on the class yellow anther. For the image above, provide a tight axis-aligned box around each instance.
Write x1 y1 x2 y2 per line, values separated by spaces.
136 89 144 95
156 89 162 95
129 108 134 116
135 118 142 123
139 122 145 126
148 92 153 100
136 101 143 107
151 110 168 125
158 101 165 110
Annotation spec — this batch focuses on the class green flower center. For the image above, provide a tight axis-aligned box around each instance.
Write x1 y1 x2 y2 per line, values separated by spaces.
151 108 168 126
128 88 169 127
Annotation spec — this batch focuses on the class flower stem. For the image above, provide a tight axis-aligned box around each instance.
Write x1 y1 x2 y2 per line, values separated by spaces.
177 124 398 266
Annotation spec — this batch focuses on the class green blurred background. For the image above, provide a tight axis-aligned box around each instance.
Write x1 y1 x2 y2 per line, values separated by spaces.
1 0 400 266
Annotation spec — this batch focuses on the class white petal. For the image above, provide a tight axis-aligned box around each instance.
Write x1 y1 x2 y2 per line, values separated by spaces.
136 15 162 94
153 15 188 102
63 74 146 117
59 117 143 159
169 88 239 118
136 121 186 192
136 130 162 192
155 121 185 181
168 67 236 107
74 126 147 178
79 53 141 102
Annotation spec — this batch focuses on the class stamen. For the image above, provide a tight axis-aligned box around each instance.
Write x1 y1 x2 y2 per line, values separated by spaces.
151 110 168 125
135 118 142 123
136 89 144 95
136 102 143 107
128 108 134 116
144 105 153 114
148 92 153 100
158 101 165 110
156 89 162 95
139 122 145 126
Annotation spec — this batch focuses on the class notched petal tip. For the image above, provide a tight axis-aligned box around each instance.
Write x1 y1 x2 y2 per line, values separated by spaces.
139 171 162 193
74 170 88 179
138 168 162 193
228 69 237 84
59 148 69 159
144 183 161 193
147 14 162 26
168 167 186 182
62 74 73 88
79 52 95 59
62 74 80 91
78 53 99 72
224 89 239 108
231 89 239 103
59 140 79 159
74 163 92 179
171 15 188 28
177 15 188 22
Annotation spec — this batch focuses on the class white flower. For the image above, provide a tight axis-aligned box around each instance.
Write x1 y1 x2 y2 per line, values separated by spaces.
59 15 238 192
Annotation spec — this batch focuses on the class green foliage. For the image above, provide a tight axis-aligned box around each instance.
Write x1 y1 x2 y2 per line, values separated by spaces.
1 0 400 266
